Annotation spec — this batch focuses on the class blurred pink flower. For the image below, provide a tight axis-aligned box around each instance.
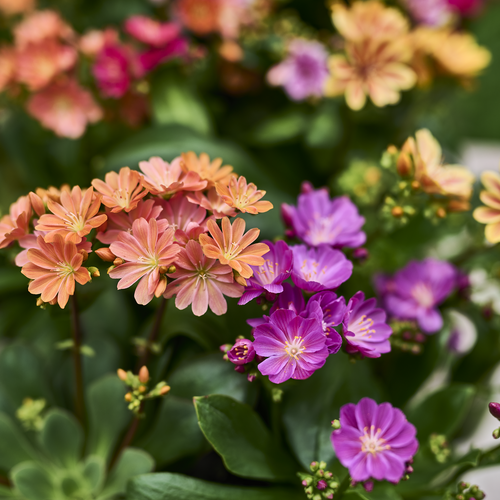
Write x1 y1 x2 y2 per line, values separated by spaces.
14 10 73 48
79 28 119 57
27 79 103 138
109 218 181 305
0 195 32 249
0 0 34 16
93 44 133 98
137 38 188 75
125 15 182 47
0 47 16 92
164 240 243 315
187 188 237 218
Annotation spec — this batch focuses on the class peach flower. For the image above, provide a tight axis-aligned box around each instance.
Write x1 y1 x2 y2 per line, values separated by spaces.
187 188 237 218
21 234 91 308
176 0 221 35
216 176 273 214
27 79 103 138
0 0 34 16
199 217 269 280
473 170 500 243
92 167 148 214
36 186 107 244
0 195 32 249
14 10 74 48
181 151 235 187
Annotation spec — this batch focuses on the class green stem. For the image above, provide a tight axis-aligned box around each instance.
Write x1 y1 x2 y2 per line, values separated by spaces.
70 293 86 424
107 409 142 472
336 473 352 500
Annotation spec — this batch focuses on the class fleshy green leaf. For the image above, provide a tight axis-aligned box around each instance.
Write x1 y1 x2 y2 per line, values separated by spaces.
81 455 105 494
40 409 83 468
10 462 55 500
126 472 304 500
194 394 297 481
0 413 39 471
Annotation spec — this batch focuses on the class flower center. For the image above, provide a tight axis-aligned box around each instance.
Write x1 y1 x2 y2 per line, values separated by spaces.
353 314 375 338
360 425 390 456
223 241 241 261
411 282 434 309
114 189 131 208
137 253 160 269
234 344 249 360
306 213 340 245
284 335 306 360
66 212 86 233
300 259 328 282
255 258 279 284
55 261 75 278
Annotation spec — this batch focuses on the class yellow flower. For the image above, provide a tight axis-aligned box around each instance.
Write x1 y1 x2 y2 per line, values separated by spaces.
473 170 500 243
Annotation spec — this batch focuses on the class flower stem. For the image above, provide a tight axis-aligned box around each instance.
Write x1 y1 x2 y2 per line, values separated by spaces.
136 297 168 370
70 293 86 424
335 473 352 500
107 409 142 472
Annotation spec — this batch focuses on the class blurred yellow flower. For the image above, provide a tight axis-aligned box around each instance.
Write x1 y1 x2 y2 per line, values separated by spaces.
473 170 500 243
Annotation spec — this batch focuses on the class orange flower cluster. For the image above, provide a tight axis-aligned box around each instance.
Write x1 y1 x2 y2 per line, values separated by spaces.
324 1 490 110
0 152 272 312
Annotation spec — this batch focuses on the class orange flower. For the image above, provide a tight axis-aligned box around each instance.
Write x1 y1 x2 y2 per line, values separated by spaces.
473 170 500 244
403 129 475 203
139 156 207 196
16 40 77 91
181 152 235 187
176 0 221 35
0 195 32 249
21 234 91 308
216 176 273 214
187 188 237 218
331 0 409 42
199 217 269 280
0 0 33 16
14 10 74 48
0 47 16 92
325 39 416 111
92 167 148 213
36 186 107 244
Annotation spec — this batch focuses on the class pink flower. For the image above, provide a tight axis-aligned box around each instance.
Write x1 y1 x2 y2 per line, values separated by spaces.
79 28 119 57
109 218 181 305
138 156 207 196
21 234 91 308
159 194 207 234
93 44 133 99
16 40 77 91
96 199 163 245
136 38 188 75
0 195 32 249
125 16 182 47
187 188 237 218
164 240 243 315
27 79 103 138
14 10 73 48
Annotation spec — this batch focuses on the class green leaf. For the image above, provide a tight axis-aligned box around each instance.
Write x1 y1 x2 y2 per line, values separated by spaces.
10 462 55 500
100 448 154 500
126 472 304 500
81 455 105 495
150 68 212 135
40 409 83 468
305 101 341 148
86 375 131 463
405 384 476 441
194 394 297 481
0 413 39 471
248 109 308 145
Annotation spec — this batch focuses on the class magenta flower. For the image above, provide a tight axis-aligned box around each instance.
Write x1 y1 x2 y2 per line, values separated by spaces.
137 38 188 75
238 240 293 306
267 39 329 101
282 186 365 249
331 398 418 483
164 240 243 316
405 0 452 26
447 0 483 15
93 44 132 98
109 217 180 305
490 402 500 421
227 339 256 365
384 259 456 333
303 291 345 354
343 292 392 358
125 16 182 47
253 309 328 384
291 245 352 293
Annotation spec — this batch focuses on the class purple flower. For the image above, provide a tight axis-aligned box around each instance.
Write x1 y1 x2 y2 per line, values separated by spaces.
489 402 500 421
239 241 293 306
253 309 328 384
282 186 365 249
343 292 392 358
291 245 353 293
405 0 452 26
331 398 418 483
302 291 345 354
384 259 456 333
267 39 329 101
93 45 131 98
227 339 255 365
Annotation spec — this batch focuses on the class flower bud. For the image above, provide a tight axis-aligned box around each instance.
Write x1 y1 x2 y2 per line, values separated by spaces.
139 366 149 384
318 461 327 470
310 462 319 472
396 152 413 177
227 339 255 365
234 272 247 287
391 206 404 218
411 180 420 190
36 297 45 307
302 477 312 487
117 368 127 381
493 428 500 439
304 486 313 495
159 385 171 395
324 493 333 500
166 265 176 274
362 481 374 492
79 250 89 261
352 248 369 262
95 247 116 262
29 191 46 216
125 392 132 402
316 479 327 490
436 207 446 219
87 266 100 278
331 419 341 429
220 344 232 354
139 385 147 393
489 402 500 421
386 145 398 155
113 258 125 266
247 374 256 382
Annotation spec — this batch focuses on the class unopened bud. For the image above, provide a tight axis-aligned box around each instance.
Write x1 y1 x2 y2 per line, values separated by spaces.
159 266 169 274
88 266 100 278
310 462 319 472
107 265 115 274
95 247 116 262
324 471 333 479
117 368 127 381
139 366 149 384
493 428 500 439
489 402 500 421
331 419 341 429
234 272 247 287
113 258 125 266
247 374 256 382
312 494 322 500
302 477 312 487
458 482 469 492
305 486 313 495
391 206 404 218
125 392 132 402
362 480 374 493
436 207 446 219
79 250 89 261
317 469 324 477
387 145 398 155
319 461 327 470
160 385 171 395
36 297 44 307
220 344 232 353
411 180 420 190
139 385 147 393
324 494 333 500
396 152 413 177
167 265 176 274
317 479 327 490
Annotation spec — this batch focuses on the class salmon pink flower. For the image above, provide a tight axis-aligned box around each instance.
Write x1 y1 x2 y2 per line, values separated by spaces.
14 10 73 48
139 156 207 196
96 199 163 244
181 152 235 187
253 309 329 383
125 16 181 47
0 195 32 249
159 194 207 234
0 0 34 16
21 234 91 308
199 217 269 280
16 40 77 91
27 79 103 138
109 218 181 305
331 398 418 483
36 186 107 244
216 176 273 215
91 167 148 214
164 240 243 315
187 188 237 218
176 0 221 35
0 47 16 92
473 169 500 243
79 28 119 57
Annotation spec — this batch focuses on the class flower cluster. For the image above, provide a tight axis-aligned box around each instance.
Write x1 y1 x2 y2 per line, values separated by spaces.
222 183 392 384
473 168 500 243
0 152 272 313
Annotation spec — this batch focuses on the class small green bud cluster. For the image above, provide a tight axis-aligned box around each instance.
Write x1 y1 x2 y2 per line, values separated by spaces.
117 366 170 417
449 481 486 500
389 320 426 355
16 397 46 431
429 433 451 464
298 461 340 500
